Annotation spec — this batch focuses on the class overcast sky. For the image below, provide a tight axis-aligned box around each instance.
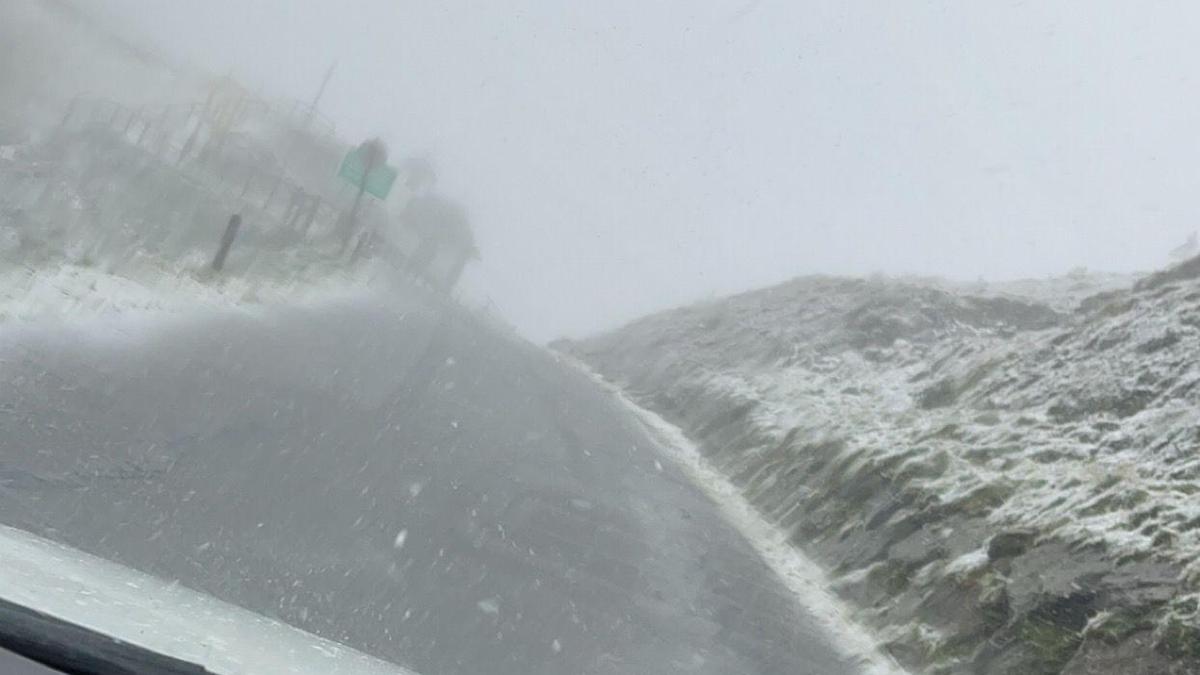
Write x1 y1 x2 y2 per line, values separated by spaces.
85 1 1200 340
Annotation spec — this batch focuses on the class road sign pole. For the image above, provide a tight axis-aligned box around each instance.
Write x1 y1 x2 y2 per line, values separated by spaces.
341 142 381 252
341 180 369 254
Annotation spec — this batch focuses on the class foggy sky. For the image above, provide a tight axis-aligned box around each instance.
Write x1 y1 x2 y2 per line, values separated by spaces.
84 1 1200 340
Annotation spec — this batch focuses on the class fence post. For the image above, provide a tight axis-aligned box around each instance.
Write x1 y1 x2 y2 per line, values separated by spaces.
151 107 171 158
299 197 320 237
136 114 153 147
263 174 285 213
123 107 140 136
239 166 257 199
57 97 79 134
348 228 373 263
283 187 303 229
211 213 242 272
177 114 203 166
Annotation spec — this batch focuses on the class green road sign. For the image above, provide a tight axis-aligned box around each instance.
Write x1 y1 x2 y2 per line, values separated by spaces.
338 146 398 200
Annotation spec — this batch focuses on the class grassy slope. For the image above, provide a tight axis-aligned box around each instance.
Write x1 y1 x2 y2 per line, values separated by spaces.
565 268 1200 674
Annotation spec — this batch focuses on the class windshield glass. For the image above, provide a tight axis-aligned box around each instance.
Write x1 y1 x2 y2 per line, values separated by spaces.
2 2 1199 674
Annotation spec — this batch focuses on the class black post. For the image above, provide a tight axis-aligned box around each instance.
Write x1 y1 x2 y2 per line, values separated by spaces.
211 214 242 272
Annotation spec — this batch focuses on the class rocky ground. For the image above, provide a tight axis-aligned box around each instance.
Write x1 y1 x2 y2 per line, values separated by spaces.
561 264 1200 674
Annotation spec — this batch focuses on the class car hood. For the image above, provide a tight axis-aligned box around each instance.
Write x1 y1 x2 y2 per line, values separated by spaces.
0 524 416 675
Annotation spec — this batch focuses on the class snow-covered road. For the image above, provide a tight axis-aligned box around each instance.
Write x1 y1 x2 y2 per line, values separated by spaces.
0 289 889 674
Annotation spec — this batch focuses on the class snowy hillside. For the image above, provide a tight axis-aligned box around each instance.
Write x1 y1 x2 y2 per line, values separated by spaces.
0 1 474 327
563 267 1200 674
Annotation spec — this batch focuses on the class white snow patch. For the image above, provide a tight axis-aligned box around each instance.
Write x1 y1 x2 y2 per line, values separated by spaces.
573 360 908 675
945 548 989 577
0 259 382 332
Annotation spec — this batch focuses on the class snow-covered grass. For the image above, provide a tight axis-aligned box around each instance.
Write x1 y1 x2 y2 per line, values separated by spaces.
719 316 1200 578
0 257 379 326
0 135 400 329
571 356 909 675
568 270 1200 672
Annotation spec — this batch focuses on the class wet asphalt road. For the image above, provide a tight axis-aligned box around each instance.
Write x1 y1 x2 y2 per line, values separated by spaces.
0 292 860 675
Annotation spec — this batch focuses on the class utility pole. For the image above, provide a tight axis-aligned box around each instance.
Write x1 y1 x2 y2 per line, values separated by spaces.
301 61 337 134
274 61 337 216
